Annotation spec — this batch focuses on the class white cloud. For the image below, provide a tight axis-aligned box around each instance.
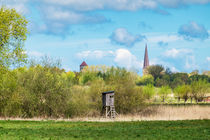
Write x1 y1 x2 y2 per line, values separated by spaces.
37 6 107 35
110 28 145 47
164 48 192 58
114 49 142 70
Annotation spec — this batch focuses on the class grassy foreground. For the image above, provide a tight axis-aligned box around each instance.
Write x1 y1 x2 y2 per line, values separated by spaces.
0 120 209 140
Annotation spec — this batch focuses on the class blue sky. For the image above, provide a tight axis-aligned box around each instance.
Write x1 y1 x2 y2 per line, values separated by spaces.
1 0 210 74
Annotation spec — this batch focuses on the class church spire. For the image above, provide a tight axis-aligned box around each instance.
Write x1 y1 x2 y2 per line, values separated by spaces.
143 44 149 70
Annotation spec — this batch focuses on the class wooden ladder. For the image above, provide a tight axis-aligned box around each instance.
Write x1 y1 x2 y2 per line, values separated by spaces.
110 106 116 118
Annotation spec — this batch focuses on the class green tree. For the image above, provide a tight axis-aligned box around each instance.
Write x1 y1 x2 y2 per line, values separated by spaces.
191 80 209 103
147 65 164 81
189 74 210 83
0 7 28 67
158 86 171 103
136 74 154 86
174 85 191 103
61 71 75 87
155 74 170 87
142 84 155 100
0 70 21 117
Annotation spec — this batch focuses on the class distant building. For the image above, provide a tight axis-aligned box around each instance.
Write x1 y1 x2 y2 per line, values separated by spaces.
80 61 88 71
143 44 149 75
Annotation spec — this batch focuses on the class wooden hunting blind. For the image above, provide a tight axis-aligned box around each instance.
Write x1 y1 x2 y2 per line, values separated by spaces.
102 91 116 118
102 91 114 106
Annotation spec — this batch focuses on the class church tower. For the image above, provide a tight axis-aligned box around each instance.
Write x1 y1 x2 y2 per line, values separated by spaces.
143 44 149 74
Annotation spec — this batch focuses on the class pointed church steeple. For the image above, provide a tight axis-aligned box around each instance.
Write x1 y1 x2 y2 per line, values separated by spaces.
143 44 149 70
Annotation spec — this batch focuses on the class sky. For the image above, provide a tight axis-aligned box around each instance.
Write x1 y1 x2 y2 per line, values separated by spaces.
1 0 210 74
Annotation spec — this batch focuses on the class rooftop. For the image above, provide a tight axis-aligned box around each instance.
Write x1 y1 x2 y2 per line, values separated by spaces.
80 61 88 66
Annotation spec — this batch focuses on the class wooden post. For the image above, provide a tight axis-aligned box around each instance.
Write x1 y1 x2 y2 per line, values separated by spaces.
105 107 108 118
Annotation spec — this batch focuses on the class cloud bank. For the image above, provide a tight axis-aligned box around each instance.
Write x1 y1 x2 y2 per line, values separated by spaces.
2 0 210 36
178 21 209 40
110 28 146 47
40 0 210 11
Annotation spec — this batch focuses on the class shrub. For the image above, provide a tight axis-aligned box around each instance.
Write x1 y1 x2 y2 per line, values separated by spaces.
142 84 155 100
174 85 191 103
158 86 171 102
136 75 154 86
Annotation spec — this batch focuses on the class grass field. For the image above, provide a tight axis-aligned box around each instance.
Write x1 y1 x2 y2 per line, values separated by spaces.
0 120 209 140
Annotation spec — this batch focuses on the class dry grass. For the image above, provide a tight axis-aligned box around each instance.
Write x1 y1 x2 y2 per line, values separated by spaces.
116 105 210 121
0 105 209 122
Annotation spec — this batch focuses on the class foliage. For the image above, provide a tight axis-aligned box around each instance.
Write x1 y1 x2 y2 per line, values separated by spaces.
158 86 171 102
147 65 164 81
170 73 189 88
203 71 210 76
66 85 90 117
79 65 108 85
191 80 209 102
16 65 69 117
0 63 147 117
0 7 28 67
142 84 155 100
189 74 210 83
189 70 199 76
101 67 144 114
0 70 20 117
1 59 210 117
174 85 191 103
136 74 154 86
155 74 170 87
0 120 209 139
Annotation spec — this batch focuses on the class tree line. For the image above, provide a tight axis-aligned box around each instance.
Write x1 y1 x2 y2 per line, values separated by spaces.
1 60 210 118
137 65 210 103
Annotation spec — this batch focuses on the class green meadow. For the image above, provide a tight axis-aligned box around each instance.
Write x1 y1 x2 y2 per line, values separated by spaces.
0 120 209 140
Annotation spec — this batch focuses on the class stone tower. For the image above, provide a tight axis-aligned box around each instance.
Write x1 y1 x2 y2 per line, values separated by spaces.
143 44 149 74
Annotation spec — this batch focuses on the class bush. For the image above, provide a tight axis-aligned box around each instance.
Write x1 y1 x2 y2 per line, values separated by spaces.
191 80 209 102
158 86 171 102
136 75 154 86
174 85 191 103
65 85 90 117
142 84 155 100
